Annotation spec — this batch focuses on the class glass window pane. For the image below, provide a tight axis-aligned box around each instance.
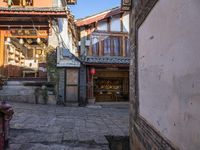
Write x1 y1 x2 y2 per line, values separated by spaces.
103 37 111 56
97 20 108 31
91 37 99 56
125 37 130 56
111 15 121 32
113 37 121 56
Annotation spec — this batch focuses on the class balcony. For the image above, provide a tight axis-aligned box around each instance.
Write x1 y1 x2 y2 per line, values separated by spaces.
87 33 130 58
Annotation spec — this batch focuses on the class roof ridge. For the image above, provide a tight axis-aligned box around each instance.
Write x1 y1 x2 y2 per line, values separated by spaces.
76 6 120 21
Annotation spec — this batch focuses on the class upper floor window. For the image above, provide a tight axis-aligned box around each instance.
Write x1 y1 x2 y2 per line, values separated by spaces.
102 37 111 56
113 37 121 56
9 0 33 6
91 37 99 56
125 37 130 56
90 34 128 57
110 15 121 32
97 20 108 31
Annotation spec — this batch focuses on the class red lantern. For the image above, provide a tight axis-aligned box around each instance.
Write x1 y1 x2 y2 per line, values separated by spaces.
90 68 96 75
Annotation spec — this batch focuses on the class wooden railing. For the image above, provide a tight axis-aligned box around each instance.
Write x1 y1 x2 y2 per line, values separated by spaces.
88 32 129 57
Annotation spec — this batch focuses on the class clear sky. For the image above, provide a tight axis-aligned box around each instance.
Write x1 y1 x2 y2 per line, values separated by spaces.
69 0 120 19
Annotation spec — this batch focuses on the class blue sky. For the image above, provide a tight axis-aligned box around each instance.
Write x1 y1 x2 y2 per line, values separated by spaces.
69 0 120 19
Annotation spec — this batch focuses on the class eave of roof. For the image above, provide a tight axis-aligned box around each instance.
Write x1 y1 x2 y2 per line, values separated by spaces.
0 7 67 18
82 56 130 65
75 6 123 27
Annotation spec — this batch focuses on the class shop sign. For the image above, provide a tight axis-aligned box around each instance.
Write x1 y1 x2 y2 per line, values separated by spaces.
10 29 48 37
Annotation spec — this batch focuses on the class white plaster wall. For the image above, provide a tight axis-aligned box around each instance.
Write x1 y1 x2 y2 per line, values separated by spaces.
122 12 129 32
138 0 200 149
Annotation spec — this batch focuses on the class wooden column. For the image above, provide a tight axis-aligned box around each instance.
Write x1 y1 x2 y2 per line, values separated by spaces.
0 30 5 75
122 36 126 57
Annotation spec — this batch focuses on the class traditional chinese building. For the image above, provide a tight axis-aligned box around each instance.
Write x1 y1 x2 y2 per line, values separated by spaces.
0 0 76 80
128 0 200 149
76 7 130 103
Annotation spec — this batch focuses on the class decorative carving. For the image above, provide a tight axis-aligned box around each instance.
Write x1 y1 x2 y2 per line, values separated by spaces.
66 0 77 5
121 0 132 11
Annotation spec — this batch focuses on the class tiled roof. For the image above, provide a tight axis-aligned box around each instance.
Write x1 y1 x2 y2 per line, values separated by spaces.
0 7 66 12
75 6 123 27
0 7 67 17
83 56 130 65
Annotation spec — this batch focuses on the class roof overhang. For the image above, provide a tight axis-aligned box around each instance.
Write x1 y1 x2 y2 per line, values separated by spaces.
76 7 123 27
0 7 67 18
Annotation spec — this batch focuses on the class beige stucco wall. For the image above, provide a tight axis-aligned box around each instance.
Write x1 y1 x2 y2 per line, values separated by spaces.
138 0 200 149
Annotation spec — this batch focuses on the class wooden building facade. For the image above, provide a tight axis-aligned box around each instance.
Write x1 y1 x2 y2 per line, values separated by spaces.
0 0 70 79
76 7 130 103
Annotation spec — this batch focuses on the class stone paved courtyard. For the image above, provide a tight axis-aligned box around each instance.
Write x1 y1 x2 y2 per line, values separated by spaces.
7 102 129 150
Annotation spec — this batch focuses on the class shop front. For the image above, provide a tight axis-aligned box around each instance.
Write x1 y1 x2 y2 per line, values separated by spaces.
87 66 129 102
0 7 67 79
1 29 49 79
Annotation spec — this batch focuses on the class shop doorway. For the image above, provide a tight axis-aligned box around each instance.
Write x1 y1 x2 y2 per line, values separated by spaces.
4 37 48 78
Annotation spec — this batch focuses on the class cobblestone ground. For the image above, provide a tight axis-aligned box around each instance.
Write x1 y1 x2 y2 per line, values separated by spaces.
7 102 129 150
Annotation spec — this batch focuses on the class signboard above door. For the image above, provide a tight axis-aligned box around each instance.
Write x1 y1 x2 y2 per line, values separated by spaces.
9 29 48 37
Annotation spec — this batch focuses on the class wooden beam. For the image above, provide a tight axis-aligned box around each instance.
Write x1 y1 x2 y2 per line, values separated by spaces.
0 12 67 18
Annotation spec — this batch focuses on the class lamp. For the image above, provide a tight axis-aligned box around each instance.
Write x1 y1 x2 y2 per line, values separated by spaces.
35 54 39 58
6 37 11 43
19 26 24 44
6 26 11 43
37 37 41 44
19 38 24 45
90 68 96 75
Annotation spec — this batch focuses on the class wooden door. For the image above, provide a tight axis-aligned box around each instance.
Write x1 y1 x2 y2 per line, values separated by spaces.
65 68 79 103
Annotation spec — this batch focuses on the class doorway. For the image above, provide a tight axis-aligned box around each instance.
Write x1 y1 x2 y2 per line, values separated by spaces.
65 68 79 103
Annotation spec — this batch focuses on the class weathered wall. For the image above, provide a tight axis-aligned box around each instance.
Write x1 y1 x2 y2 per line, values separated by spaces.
138 0 200 149
58 68 65 102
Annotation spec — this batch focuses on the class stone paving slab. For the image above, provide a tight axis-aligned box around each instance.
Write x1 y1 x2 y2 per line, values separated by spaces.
6 102 129 150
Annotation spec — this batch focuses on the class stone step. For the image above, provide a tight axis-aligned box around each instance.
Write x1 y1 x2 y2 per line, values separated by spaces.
0 81 56 105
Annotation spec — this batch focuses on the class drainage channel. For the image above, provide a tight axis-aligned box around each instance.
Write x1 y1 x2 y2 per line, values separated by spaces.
106 136 130 150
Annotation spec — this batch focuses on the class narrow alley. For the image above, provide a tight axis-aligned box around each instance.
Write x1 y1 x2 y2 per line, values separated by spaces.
7 102 129 150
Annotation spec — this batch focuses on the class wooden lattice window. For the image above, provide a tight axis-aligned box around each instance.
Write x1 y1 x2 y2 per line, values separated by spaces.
8 0 33 6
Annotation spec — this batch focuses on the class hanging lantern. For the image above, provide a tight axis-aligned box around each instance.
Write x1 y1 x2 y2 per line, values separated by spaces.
90 68 96 75
19 38 24 45
8 0 12 6
6 37 11 43
37 37 41 44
